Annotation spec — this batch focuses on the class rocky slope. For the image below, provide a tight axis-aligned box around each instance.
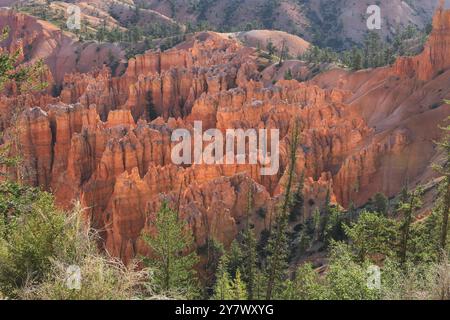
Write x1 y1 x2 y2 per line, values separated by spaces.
227 30 310 58
1 7 449 264
3 0 443 49
0 8 126 84
135 0 443 48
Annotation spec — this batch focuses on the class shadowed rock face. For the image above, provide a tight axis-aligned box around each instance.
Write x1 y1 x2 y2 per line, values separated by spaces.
1 8 450 263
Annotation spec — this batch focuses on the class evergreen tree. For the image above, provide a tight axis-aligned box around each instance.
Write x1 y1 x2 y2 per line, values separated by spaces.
363 32 383 68
290 171 305 222
253 269 266 300
212 255 233 300
312 207 321 242
204 238 225 293
264 213 289 299
142 201 199 297
314 188 333 242
266 40 276 56
284 68 293 80
265 120 301 299
282 263 326 300
350 47 363 70
241 187 257 299
373 192 389 216
348 201 357 222
438 177 450 256
323 206 347 245
325 242 380 300
213 252 248 300
96 20 107 42
434 114 450 256
344 211 399 262
230 270 248 300
397 188 423 265
278 40 289 66
226 240 243 279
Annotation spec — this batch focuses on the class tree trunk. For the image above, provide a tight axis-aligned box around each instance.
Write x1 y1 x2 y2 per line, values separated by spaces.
440 178 450 257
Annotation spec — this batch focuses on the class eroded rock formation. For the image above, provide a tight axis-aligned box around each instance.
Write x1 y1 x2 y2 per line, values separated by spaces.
1 8 450 263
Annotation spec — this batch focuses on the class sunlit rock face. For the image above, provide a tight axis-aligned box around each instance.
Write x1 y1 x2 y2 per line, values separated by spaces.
394 7 450 81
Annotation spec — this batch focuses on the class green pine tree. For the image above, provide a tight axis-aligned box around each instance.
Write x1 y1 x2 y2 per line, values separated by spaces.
344 211 399 262
312 207 321 242
265 119 301 299
204 238 225 293
266 40 276 56
284 68 293 80
241 187 258 299
226 240 243 279
213 258 248 300
142 201 199 297
348 201 357 222
213 255 233 300
373 192 389 216
434 114 450 256
230 270 248 300
290 171 305 222
397 187 423 265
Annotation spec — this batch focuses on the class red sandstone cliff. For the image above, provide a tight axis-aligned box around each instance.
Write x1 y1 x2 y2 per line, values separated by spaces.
394 6 450 81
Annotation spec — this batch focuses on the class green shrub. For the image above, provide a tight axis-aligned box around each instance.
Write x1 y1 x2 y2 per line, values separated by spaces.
0 182 157 300
0 183 67 297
